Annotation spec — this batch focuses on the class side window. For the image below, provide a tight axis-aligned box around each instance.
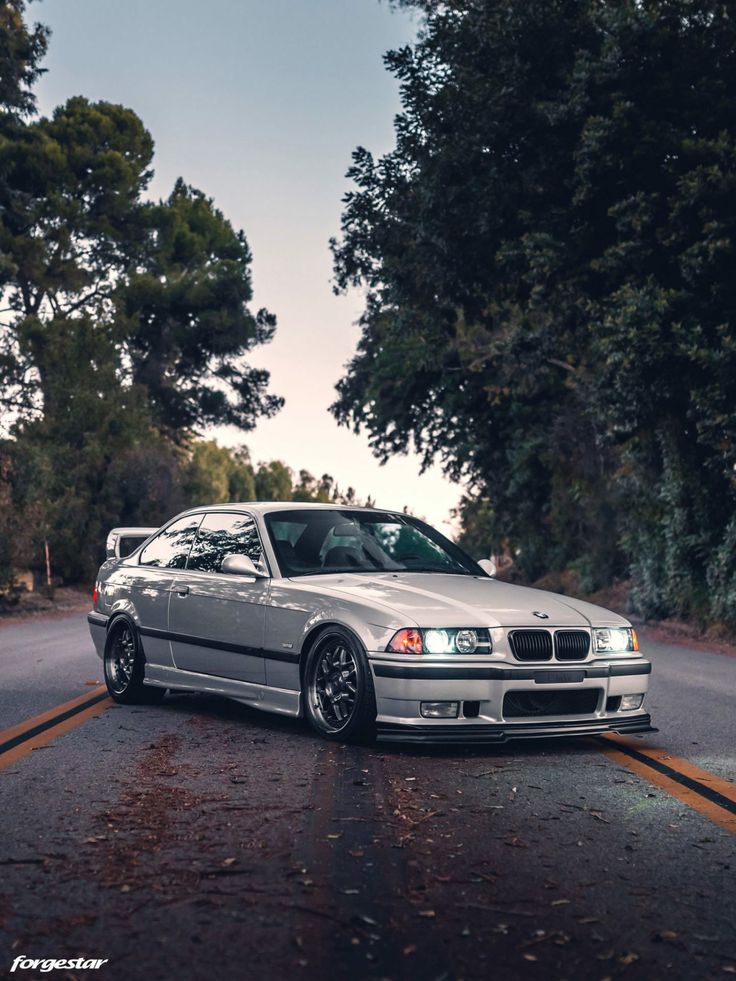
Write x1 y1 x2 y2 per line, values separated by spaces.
139 515 202 569
187 512 266 574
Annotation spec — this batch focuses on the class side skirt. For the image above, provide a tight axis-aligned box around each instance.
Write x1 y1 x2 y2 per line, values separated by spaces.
144 664 302 718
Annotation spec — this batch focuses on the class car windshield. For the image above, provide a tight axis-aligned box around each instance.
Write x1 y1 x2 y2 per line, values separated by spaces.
265 509 484 578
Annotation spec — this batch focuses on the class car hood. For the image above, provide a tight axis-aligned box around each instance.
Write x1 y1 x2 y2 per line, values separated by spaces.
290 573 629 629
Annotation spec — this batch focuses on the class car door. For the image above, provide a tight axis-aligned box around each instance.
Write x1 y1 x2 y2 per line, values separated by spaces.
125 513 204 669
168 511 269 684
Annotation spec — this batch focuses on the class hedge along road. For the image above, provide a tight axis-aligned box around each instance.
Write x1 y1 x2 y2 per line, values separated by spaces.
0 613 734 980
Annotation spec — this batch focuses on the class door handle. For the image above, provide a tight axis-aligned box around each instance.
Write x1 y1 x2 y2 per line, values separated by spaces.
176 585 189 597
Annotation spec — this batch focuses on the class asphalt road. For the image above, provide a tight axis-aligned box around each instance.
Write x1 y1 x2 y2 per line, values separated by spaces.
0 613 734 980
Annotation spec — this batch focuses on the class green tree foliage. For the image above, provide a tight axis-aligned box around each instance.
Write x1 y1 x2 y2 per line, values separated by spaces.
293 470 335 503
186 440 256 506
121 179 282 437
332 0 736 622
0 96 281 432
255 460 294 502
0 0 47 117
0 2 285 585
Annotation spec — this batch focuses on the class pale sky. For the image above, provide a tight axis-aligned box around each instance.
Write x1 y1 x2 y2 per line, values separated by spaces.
35 0 465 536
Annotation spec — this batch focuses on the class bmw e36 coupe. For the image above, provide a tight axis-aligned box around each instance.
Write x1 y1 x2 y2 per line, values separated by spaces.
88 503 654 743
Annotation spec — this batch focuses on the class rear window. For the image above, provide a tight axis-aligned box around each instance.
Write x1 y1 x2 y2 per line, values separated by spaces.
118 535 148 557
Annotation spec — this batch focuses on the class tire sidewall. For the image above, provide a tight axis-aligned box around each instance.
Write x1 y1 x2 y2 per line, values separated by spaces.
303 627 376 742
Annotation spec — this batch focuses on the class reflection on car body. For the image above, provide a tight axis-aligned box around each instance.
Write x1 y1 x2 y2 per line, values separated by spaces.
88 503 655 743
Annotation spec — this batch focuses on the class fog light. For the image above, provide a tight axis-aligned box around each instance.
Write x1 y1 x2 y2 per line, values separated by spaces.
420 701 459 719
620 694 644 711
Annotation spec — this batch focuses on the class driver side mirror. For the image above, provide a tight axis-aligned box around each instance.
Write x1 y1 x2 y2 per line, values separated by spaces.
221 554 268 578
477 558 497 578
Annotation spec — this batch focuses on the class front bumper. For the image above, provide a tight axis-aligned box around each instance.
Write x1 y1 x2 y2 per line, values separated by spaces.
377 714 656 744
369 655 654 744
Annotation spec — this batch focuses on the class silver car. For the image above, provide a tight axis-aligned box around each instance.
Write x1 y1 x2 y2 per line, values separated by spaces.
88 503 654 743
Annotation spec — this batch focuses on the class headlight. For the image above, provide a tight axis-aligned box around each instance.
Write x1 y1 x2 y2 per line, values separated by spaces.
593 627 639 654
387 628 492 655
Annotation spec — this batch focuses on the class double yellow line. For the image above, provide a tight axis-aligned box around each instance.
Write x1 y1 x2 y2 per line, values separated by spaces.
0 688 113 770
597 733 736 834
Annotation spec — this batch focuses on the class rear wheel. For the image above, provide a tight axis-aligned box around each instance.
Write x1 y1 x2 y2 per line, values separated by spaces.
104 619 165 705
303 628 376 742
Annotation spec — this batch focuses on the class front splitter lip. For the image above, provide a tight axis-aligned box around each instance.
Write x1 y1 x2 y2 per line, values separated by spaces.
376 714 657 744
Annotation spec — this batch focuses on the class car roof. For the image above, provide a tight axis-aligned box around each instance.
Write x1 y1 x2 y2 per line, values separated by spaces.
183 502 385 515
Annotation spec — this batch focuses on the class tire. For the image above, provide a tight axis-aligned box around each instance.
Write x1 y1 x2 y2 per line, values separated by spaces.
103 618 165 705
302 627 377 743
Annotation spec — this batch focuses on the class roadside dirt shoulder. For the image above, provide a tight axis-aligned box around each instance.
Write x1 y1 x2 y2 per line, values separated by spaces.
0 587 89 628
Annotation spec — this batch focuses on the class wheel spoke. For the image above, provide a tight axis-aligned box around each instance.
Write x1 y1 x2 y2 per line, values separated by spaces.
310 641 359 732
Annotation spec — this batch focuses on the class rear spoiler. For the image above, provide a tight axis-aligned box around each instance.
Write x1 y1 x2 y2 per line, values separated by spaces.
105 527 158 559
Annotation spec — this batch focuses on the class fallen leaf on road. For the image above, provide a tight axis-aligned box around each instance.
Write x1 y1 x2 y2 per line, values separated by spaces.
403 944 416 956
619 952 639 966
590 810 610 824
419 910 436 918
551 899 570 906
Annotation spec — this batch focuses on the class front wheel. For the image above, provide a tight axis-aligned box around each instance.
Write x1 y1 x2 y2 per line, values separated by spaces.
303 628 376 742
103 619 165 705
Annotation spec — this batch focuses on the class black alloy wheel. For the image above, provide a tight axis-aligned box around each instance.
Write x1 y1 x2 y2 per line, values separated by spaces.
303 628 376 742
103 619 165 705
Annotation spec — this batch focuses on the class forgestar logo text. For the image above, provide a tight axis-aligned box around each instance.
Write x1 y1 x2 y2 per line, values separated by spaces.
11 956 108 972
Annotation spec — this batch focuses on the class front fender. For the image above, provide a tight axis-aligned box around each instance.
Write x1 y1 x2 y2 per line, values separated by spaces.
299 603 400 657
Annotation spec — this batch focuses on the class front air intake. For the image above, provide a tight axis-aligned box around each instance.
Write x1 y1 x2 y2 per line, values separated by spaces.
503 689 601 718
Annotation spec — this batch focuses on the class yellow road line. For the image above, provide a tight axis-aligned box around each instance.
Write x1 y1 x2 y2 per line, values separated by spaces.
0 687 113 770
597 734 736 835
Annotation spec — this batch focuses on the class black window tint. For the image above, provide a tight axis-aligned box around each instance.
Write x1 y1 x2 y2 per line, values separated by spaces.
139 516 201 568
187 512 265 573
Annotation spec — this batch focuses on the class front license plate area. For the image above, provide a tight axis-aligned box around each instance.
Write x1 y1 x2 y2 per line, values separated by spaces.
534 670 585 684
